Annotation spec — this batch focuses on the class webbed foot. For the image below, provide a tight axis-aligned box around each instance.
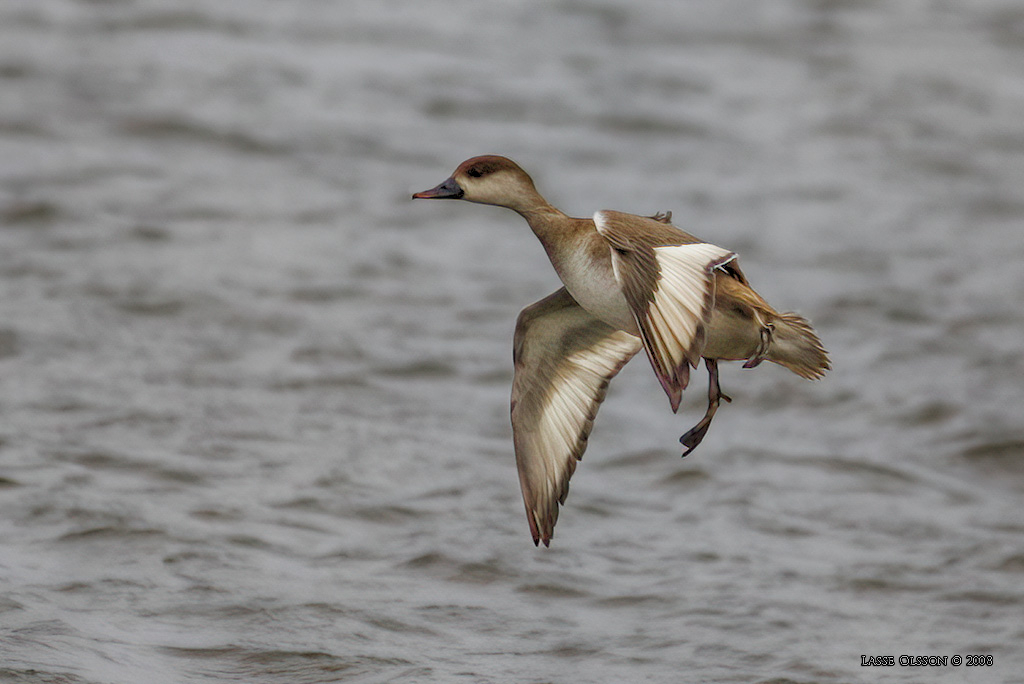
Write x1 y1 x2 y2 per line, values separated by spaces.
680 358 730 457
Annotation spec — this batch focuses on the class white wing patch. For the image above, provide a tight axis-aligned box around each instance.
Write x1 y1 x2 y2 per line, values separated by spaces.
511 289 642 546
515 332 640 526
646 243 736 370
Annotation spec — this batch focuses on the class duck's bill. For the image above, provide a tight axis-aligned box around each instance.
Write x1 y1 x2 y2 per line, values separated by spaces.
412 177 464 200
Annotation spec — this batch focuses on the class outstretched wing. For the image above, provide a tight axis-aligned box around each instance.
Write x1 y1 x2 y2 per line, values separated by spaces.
593 210 736 412
511 287 642 546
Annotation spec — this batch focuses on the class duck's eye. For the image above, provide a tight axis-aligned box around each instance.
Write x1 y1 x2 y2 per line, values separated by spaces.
467 167 483 178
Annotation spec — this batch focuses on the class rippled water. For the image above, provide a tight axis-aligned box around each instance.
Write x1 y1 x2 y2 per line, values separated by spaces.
1 1 1023 682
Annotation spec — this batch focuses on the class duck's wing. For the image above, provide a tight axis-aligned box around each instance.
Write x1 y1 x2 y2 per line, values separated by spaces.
593 210 736 412
512 287 642 546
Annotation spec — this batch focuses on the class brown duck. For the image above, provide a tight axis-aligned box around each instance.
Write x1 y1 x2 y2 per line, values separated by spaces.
414 155 829 546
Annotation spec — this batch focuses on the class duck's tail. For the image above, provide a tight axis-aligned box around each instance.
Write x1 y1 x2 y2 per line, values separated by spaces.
767 312 830 380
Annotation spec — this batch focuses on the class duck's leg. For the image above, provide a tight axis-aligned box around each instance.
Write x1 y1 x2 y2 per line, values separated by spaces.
742 311 775 369
680 358 732 457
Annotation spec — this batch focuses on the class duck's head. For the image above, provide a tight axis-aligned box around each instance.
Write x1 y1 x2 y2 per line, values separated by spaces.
413 155 542 212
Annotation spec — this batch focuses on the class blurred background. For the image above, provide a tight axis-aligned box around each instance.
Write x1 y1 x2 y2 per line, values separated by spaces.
1 1 1022 682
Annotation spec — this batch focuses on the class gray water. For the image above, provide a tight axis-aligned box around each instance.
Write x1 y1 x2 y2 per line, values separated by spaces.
1 1 1023 682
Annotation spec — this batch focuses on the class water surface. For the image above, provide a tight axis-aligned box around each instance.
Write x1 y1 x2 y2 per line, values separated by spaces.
1 1 1023 682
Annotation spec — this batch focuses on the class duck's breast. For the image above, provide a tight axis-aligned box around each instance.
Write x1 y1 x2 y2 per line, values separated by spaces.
550 237 638 334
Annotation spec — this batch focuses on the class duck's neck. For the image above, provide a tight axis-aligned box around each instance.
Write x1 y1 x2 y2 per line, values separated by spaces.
511 195 579 256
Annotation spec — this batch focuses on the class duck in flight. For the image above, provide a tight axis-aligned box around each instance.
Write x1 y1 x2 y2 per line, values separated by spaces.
413 156 829 546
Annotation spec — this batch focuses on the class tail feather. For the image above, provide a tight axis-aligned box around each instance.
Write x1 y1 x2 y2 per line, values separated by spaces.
768 312 830 380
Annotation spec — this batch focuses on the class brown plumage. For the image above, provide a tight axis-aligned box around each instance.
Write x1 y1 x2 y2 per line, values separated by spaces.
414 155 830 546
